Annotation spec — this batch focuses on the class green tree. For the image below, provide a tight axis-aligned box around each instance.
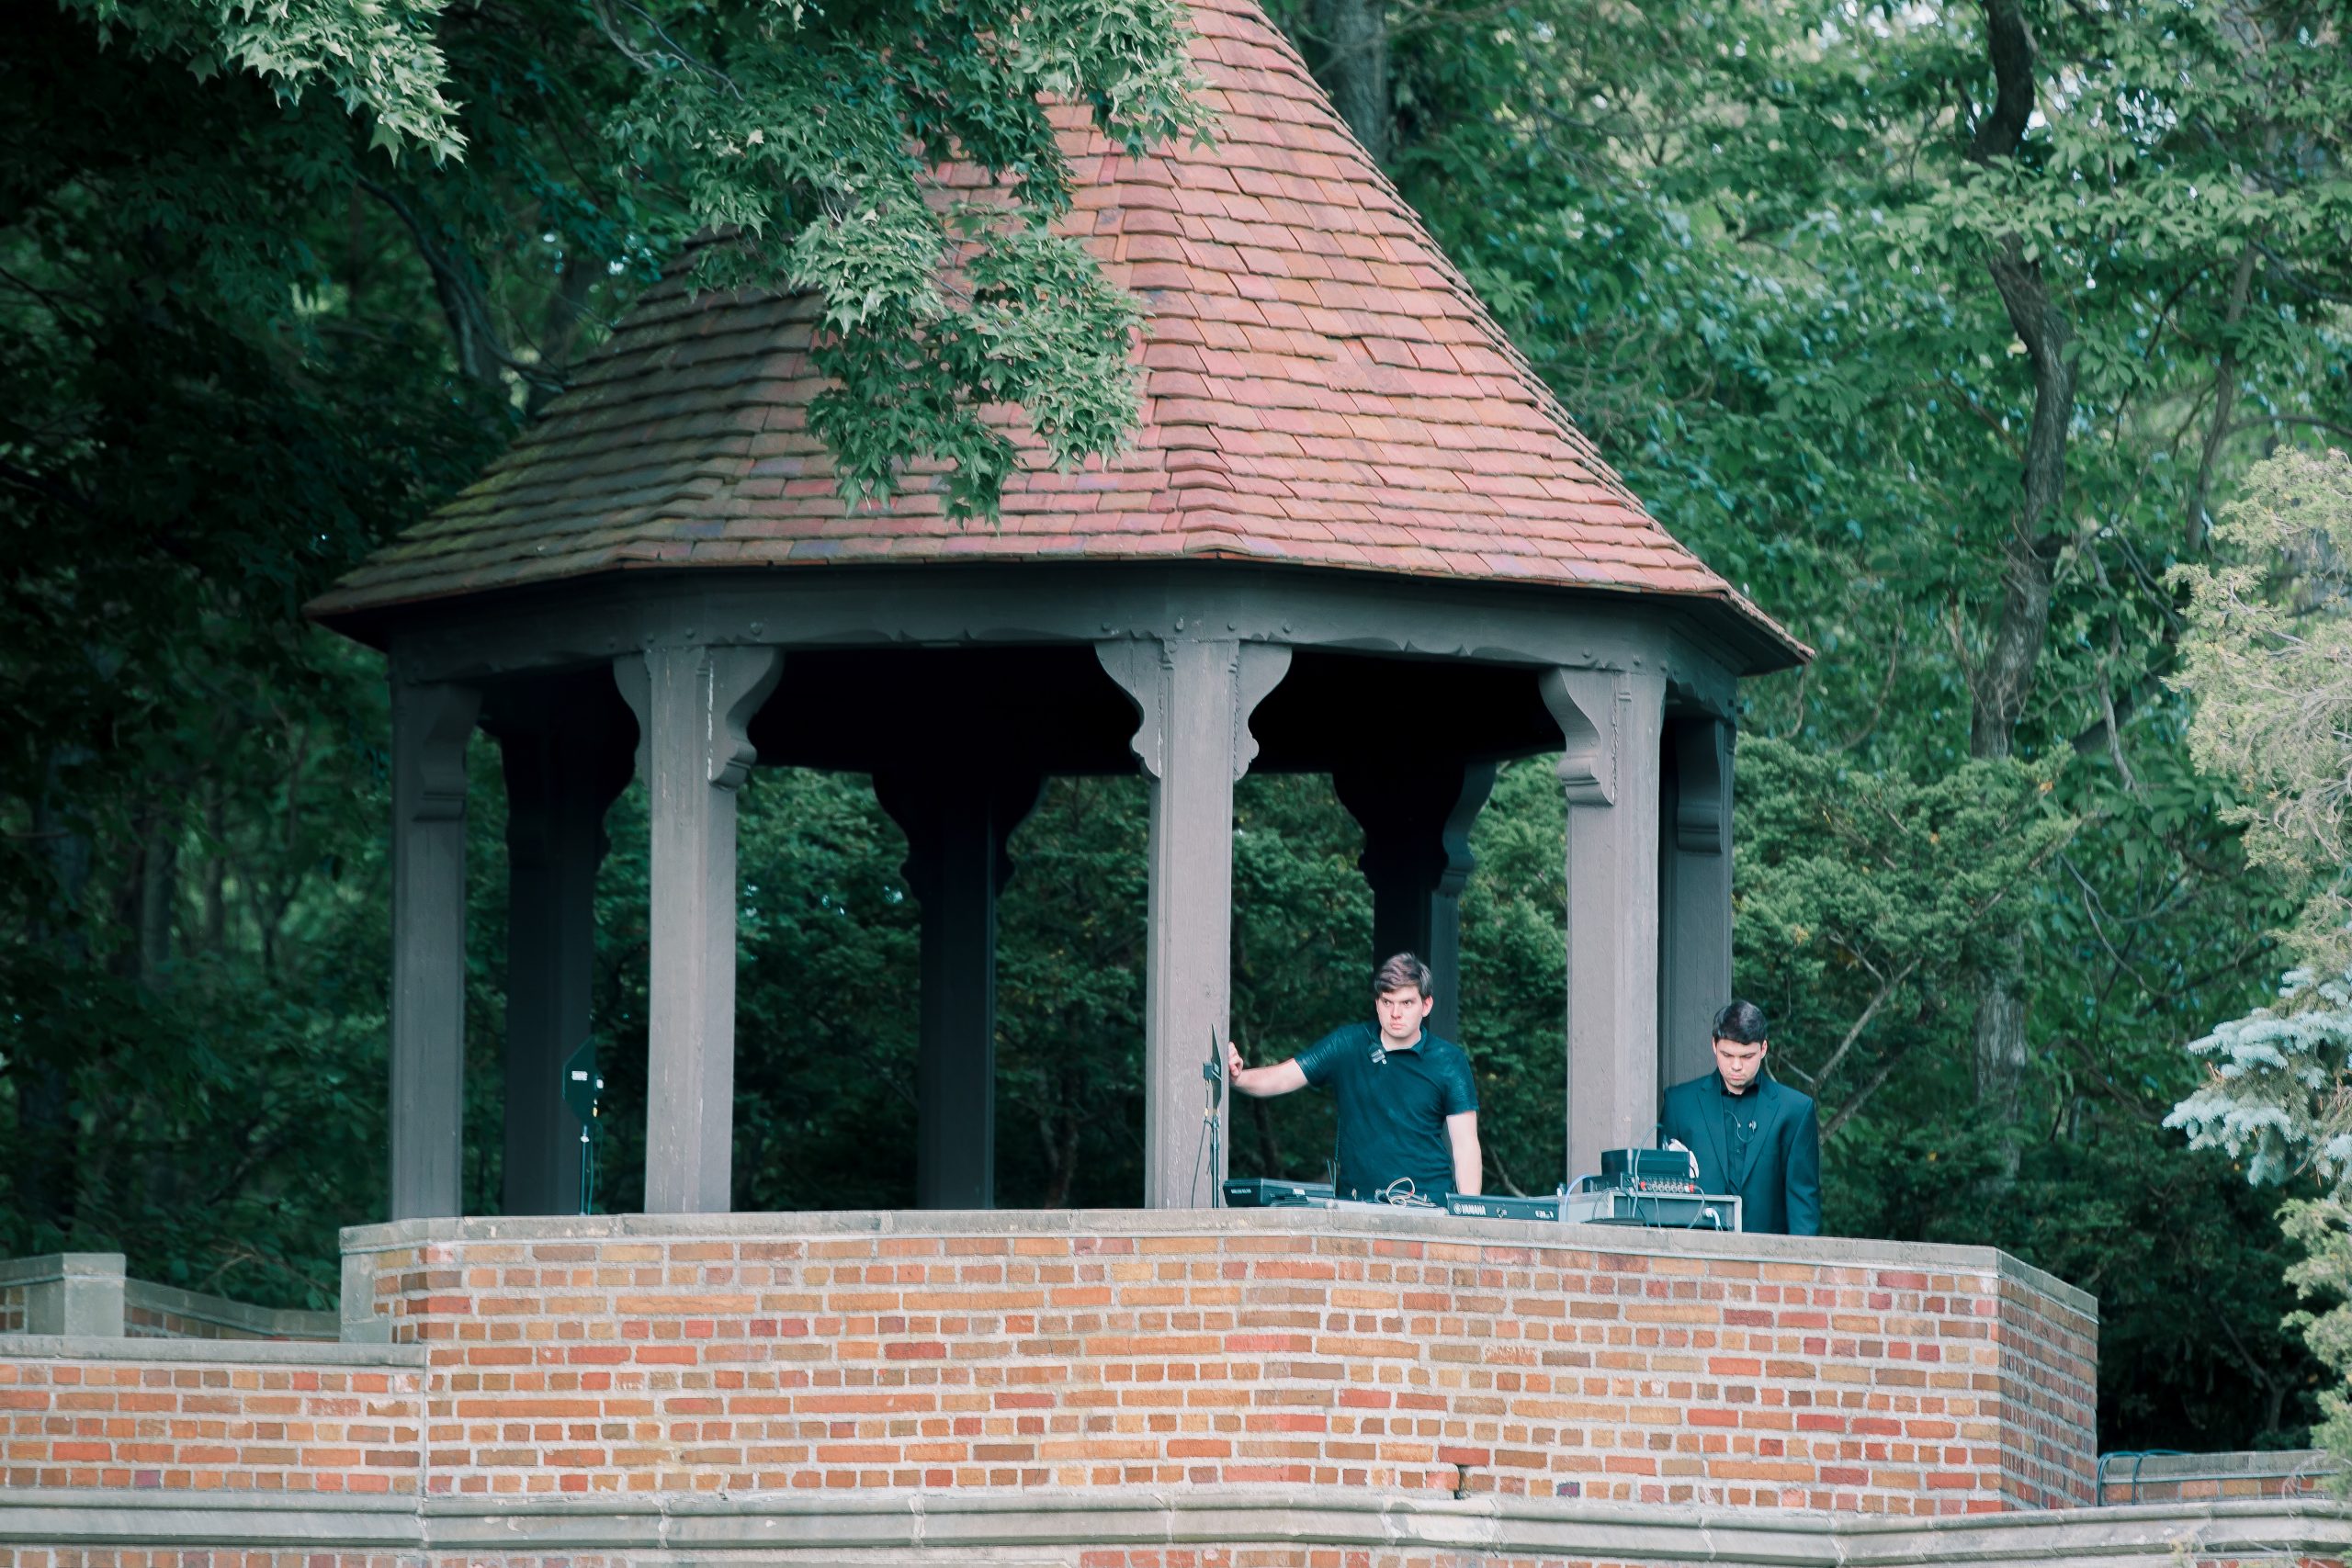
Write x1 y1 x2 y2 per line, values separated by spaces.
1292 0 2350 1443
2169 448 2352 1466
2 0 1204 1281
2175 449 2352 974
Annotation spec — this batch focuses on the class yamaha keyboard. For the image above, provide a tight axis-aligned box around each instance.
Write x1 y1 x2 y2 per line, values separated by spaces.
1221 1177 1336 1208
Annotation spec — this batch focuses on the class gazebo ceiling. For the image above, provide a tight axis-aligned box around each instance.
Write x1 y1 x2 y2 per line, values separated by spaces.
729 644 1566 778
307 0 1805 671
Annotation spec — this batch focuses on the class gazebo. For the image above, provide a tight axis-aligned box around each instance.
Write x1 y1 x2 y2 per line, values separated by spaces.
306 0 1806 1223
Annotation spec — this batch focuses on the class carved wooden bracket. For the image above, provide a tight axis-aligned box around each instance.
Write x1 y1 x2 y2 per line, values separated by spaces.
1333 757 1498 899
1093 638 1293 783
1671 716 1732 855
1231 643 1293 781
393 682 482 825
1539 668 1624 807
614 645 785 791
874 767 1045 906
1437 761 1501 896
1094 639 1169 780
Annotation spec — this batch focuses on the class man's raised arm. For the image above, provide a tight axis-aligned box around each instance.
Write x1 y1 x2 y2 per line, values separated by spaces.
1227 1040 1307 1097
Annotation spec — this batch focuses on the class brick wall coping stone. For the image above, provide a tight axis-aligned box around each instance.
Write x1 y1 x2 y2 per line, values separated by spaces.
120 1278 339 1342
0 1332 425 1367
337 1206 2095 1320
0 1492 415 1551
0 1256 121 1292
0 1255 340 1341
1 1485 2340 1566
2105 1449 2335 1483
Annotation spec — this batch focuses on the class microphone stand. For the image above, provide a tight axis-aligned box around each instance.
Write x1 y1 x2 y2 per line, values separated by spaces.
1198 1026 1227 1207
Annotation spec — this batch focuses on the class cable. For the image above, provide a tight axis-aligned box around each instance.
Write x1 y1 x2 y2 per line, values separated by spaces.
1376 1178 1440 1209
1189 1117 1210 1208
1191 1025 1225 1208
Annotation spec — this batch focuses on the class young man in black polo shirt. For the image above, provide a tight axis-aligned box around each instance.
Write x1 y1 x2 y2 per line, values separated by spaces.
1225 953 1483 1201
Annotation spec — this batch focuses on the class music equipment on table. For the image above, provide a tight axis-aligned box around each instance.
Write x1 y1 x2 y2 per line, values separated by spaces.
1223 1141 1743 1229
1599 1146 1702 1194
1222 1177 1337 1208
1561 1188 1740 1231
1445 1191 1561 1222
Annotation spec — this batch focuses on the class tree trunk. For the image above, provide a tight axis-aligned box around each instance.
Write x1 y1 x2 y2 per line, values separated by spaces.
2189 243 2259 555
1958 0 2076 1169
1311 0 1388 164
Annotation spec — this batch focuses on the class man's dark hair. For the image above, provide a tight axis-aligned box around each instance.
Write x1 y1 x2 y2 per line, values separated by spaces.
1712 998 1769 1044
1372 952 1434 999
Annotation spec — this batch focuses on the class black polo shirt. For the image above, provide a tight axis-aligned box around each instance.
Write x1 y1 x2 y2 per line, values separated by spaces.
1295 1021 1478 1201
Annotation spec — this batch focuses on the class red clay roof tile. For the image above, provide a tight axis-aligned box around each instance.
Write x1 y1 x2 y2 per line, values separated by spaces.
308 0 1802 668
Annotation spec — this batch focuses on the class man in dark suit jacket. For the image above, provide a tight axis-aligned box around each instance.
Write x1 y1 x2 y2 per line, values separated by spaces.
1660 999 1821 1235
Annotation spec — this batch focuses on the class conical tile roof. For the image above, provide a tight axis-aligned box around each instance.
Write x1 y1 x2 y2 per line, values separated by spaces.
310 0 1804 669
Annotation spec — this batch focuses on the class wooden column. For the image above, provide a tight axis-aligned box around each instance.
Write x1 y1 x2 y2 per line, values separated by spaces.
1098 637 1291 1208
489 679 637 1215
1332 758 1498 1041
1541 667 1667 1184
615 643 784 1214
388 678 481 1221
1659 716 1734 1094
875 770 1041 1210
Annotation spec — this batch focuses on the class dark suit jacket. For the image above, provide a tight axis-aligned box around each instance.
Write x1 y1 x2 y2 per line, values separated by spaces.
1659 1071 1821 1235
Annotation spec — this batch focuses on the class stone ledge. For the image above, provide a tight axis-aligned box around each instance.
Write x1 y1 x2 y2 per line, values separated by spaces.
3 1485 2338 1565
123 1278 338 1342
0 1255 123 1292
339 1207 2096 1319
0 1333 426 1367
0 1490 415 1550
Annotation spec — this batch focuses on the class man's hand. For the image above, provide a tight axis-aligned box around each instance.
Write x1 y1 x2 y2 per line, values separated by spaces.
1227 1039 1247 1082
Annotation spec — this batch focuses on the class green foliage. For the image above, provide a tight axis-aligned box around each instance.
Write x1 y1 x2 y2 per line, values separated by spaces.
2284 1199 2352 1479
35 0 1209 515
1734 738 2075 1135
2169 969 2352 1192
1342 0 2349 1450
2176 448 2352 972
997 777 1154 1205
1452 758 1573 1192
615 0 1211 511
2167 449 2352 1469
2 0 1204 1292
6 0 2348 1467
61 0 467 159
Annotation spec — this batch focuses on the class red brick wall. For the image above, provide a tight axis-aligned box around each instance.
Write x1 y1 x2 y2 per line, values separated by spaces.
344 1213 2095 1515
1992 1268 2098 1506
0 1359 423 1492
